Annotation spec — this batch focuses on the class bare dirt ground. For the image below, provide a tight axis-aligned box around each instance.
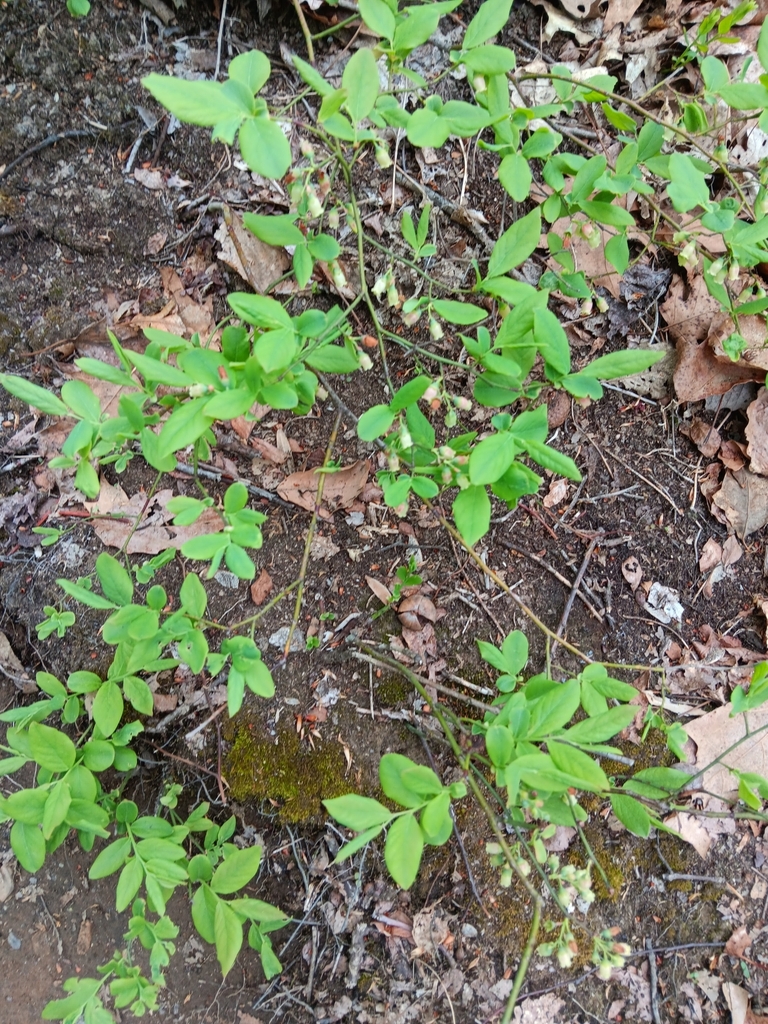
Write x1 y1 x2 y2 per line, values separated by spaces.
2 1 768 1023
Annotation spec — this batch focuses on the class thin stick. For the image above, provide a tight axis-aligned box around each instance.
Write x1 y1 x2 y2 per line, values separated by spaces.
185 701 227 741
551 536 599 660
214 0 227 81
646 938 662 1024
291 0 315 63
500 541 604 623
603 445 684 516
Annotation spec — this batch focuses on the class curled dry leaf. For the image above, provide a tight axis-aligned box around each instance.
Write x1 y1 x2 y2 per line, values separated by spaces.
366 576 392 607
725 926 754 959
621 556 642 591
686 418 721 458
699 537 722 574
543 477 569 508
663 812 712 859
712 468 768 539
720 439 746 472
398 594 439 625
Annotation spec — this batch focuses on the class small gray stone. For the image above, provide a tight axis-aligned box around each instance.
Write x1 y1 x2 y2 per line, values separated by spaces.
268 626 304 652
7 931 20 949
461 923 478 939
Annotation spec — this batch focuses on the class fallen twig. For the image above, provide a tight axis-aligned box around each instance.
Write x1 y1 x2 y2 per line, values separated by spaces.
551 536 600 660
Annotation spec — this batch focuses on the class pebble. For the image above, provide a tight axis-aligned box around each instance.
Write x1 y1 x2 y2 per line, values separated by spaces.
268 626 305 652
461 924 478 939
7 931 20 949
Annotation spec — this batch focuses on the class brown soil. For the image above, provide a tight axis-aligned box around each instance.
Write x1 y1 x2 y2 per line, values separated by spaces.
1 2 767 1023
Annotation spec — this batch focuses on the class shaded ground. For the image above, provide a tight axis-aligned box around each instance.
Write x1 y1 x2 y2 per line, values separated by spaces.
1 1 768 1023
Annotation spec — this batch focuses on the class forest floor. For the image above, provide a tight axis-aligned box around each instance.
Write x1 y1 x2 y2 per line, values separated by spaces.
2 1 768 1022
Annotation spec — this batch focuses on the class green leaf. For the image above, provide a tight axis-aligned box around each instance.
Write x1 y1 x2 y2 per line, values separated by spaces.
228 292 292 331
583 348 664 379
498 152 532 202
191 884 218 944
214 899 244 977
604 233 629 274
420 791 453 845
578 201 635 228
157 396 215 458
180 572 208 618
486 724 515 767
116 857 144 912
42 781 71 839
432 299 487 325
469 432 518 485
406 107 450 147
758 18 768 74
11 821 45 873
461 44 516 75
667 152 710 212
82 740 115 772
142 74 249 126
228 50 270 94
453 486 491 546
28 722 76 773
0 374 68 417
124 675 154 716
570 154 607 202
92 681 124 738
61 380 101 422
379 753 427 809
548 741 608 792
332 824 385 862
95 553 133 607
357 404 394 441
564 706 637 743
243 212 303 247
238 116 292 179
488 208 540 277
384 814 423 890
464 0 513 49
292 55 333 96
527 678 581 738
358 0 396 40
342 47 380 124
324 794 392 830
525 440 580 480
89 837 131 879
123 350 192 388
610 794 651 838
211 845 262 895
307 234 341 262
717 82 768 110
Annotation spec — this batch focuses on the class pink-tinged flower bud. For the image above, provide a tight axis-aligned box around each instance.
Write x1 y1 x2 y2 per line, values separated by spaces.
358 352 373 371
399 427 413 449
707 258 726 285
454 396 472 412
472 75 487 94
300 139 315 159
402 309 421 327
375 146 393 169
328 209 340 230
728 262 740 282
393 502 408 517
429 317 444 340
678 241 698 271
387 283 400 308
444 409 456 427
441 467 453 484
598 963 613 981
423 385 440 403
580 299 593 317
595 295 608 313
387 453 400 473
372 273 388 299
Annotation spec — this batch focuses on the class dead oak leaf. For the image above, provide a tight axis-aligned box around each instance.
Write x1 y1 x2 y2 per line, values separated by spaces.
685 701 768 801
277 461 369 512
725 926 754 959
712 467 768 538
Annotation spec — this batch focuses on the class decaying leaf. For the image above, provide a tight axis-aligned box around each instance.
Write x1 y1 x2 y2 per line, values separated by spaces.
366 576 392 606
543 477 569 508
685 418 721 458
309 533 341 561
277 461 369 512
684 701 768 800
250 569 273 606
712 467 768 538
725 926 754 959
746 387 768 476
663 812 712 859
621 556 642 591
215 211 290 293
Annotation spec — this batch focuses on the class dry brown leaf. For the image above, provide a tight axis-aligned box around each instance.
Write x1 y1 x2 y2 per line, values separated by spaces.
723 982 749 1024
712 467 768 538
76 918 92 954
684 701 768 800
663 812 712 858
543 478 569 508
366 576 392 606
277 461 369 512
709 314 768 375
215 212 289 293
152 692 178 713
604 0 645 31
250 569 273 606
0 857 14 903
746 387 768 476
725 926 754 958
250 436 289 464
722 535 743 567
699 538 723 573
686 417 721 458
664 276 757 402
621 556 642 591
720 439 747 471
158 267 215 338
411 909 452 957
547 390 571 429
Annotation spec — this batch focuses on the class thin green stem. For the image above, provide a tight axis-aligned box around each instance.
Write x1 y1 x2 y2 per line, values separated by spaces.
500 895 541 1024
